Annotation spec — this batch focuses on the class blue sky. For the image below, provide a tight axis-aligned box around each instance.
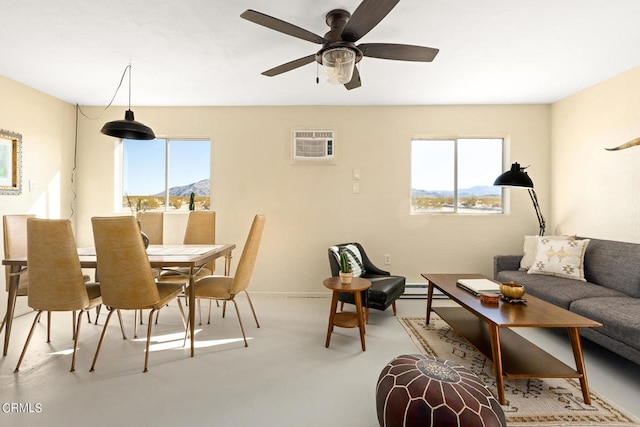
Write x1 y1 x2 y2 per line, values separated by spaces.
411 138 503 191
123 139 210 195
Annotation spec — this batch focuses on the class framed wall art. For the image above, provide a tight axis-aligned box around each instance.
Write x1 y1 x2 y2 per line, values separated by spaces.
0 129 22 195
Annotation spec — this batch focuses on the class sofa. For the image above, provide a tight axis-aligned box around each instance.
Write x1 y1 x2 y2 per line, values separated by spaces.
494 236 640 366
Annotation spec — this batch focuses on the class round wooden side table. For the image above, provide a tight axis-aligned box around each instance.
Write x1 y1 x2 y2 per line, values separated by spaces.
323 277 371 351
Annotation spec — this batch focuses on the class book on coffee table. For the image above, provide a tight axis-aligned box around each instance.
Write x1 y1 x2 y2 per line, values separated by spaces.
456 278 501 296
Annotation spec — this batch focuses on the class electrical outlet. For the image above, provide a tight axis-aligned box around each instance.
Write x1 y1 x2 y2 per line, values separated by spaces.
384 254 391 265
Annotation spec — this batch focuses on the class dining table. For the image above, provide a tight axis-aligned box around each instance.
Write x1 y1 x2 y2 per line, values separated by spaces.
2 243 236 357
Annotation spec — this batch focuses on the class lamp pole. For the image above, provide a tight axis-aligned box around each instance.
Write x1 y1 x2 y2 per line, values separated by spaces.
527 188 546 236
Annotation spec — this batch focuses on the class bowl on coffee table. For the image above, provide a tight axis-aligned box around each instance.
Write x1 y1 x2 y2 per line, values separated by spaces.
500 281 525 299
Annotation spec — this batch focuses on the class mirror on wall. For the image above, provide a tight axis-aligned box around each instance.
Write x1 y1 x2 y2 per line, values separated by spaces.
0 129 22 195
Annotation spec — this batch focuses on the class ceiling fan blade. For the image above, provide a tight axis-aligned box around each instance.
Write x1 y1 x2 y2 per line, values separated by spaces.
341 0 400 42
359 43 439 62
241 10 326 44
261 54 317 77
344 66 362 90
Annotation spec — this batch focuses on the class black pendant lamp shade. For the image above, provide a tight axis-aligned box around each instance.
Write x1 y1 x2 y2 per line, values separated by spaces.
101 109 155 140
100 64 155 140
493 162 533 188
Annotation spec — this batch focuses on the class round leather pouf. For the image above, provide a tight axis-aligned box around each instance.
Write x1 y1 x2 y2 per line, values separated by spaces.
376 354 506 427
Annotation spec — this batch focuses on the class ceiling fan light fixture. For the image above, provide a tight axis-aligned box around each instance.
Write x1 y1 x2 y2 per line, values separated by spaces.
322 47 356 84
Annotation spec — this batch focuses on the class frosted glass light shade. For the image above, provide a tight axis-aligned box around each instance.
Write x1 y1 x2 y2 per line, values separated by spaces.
322 48 356 84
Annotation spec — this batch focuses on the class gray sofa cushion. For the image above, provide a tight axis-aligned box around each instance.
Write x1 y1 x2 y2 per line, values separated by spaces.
570 297 640 353
496 270 628 309
582 237 640 298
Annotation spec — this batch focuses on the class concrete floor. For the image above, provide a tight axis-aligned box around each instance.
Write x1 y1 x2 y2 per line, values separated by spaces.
0 295 638 426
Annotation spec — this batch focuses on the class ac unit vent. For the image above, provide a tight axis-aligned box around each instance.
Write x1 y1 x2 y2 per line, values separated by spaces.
292 130 335 164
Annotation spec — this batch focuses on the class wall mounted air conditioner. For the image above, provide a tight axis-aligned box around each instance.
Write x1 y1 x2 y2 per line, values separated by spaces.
292 130 336 164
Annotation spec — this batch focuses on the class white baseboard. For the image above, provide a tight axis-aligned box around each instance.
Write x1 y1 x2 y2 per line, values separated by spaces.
244 285 447 300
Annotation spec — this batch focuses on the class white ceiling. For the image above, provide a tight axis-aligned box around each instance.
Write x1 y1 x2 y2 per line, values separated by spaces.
2 0 640 107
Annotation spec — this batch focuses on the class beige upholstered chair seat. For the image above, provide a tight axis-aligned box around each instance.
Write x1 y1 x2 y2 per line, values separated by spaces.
193 276 234 300
145 282 184 310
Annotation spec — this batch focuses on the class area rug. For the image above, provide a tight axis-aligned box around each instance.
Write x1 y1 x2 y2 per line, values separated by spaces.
399 316 640 426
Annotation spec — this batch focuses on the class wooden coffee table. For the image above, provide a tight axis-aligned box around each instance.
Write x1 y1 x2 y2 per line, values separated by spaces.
422 273 602 405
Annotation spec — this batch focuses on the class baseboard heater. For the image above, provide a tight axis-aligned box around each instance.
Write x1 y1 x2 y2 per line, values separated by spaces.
400 283 446 299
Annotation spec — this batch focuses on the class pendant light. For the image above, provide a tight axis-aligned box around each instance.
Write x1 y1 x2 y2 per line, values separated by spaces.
101 65 155 140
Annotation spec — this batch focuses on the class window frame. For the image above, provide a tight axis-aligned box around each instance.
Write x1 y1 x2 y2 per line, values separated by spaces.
410 137 505 215
119 137 211 213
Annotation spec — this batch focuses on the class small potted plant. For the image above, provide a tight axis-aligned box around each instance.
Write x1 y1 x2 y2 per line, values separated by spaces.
339 252 353 284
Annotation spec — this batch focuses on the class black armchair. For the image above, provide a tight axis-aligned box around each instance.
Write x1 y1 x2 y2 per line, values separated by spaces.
328 243 405 323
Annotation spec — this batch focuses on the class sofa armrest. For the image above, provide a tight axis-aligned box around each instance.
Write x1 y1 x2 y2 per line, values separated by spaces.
493 255 523 279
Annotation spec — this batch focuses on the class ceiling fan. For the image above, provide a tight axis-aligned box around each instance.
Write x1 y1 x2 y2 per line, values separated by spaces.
240 0 439 90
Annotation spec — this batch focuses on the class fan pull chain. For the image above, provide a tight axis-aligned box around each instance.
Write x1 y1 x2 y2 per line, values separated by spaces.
316 62 319 84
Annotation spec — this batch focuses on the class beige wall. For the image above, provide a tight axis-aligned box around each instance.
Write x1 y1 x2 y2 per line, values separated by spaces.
0 75 76 315
551 67 640 242
76 104 550 294
3 64 639 321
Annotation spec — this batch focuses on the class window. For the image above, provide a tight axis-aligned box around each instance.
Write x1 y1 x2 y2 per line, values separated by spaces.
411 138 503 214
122 138 211 212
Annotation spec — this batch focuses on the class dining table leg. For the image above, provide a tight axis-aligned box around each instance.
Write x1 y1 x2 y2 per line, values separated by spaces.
3 266 21 356
224 253 232 275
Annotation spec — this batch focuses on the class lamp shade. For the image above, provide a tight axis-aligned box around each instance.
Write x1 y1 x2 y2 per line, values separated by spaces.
493 162 533 188
101 110 156 140
322 47 356 84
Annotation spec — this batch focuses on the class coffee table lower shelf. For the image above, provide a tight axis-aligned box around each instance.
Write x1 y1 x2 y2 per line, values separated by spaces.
433 306 582 380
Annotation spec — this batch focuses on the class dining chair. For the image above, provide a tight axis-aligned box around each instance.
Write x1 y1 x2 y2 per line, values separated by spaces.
181 210 216 274
192 214 265 347
138 211 163 244
14 219 102 372
2 215 95 343
1 214 34 335
159 210 217 323
90 215 186 373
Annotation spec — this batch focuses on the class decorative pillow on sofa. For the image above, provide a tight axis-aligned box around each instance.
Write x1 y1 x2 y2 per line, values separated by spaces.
329 244 366 277
527 237 590 281
520 234 576 270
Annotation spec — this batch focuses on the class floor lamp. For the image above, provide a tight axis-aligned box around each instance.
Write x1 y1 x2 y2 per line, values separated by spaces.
494 162 546 236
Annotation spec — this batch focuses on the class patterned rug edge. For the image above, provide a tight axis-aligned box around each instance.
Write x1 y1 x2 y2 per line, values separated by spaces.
398 316 640 427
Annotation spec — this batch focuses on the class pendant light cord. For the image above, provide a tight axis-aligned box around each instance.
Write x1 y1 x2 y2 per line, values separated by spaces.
128 63 132 110
77 64 131 120
70 64 131 219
